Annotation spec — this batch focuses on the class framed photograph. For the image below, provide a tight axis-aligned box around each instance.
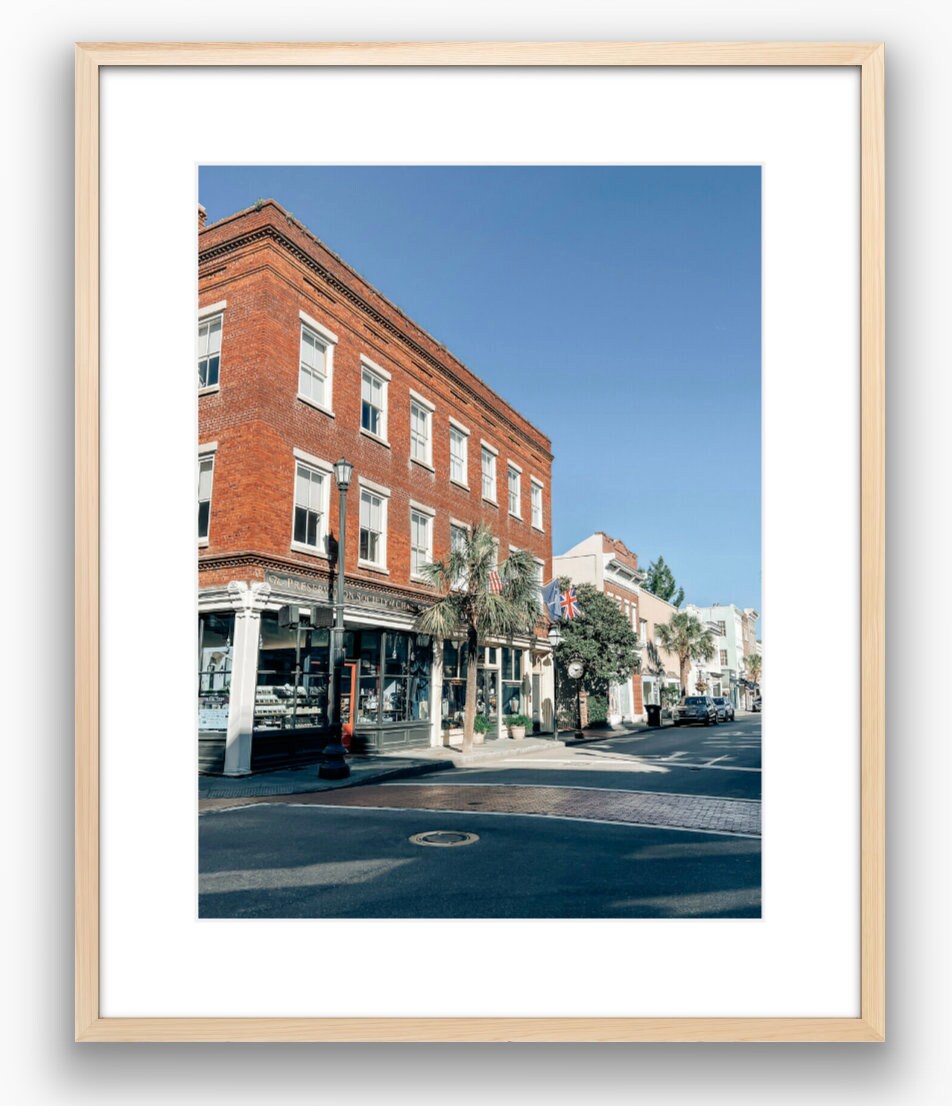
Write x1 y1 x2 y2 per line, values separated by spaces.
75 42 884 1042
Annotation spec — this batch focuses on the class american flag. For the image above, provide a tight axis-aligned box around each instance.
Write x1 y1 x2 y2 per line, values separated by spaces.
560 587 581 620
488 569 503 594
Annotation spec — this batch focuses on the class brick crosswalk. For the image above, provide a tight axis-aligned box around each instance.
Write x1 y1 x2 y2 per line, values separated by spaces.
204 782 761 837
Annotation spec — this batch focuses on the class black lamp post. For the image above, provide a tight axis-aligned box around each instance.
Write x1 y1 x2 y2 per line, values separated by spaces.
319 457 353 780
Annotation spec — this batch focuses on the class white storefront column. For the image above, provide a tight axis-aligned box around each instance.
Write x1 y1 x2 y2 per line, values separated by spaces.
429 641 443 747
223 581 271 777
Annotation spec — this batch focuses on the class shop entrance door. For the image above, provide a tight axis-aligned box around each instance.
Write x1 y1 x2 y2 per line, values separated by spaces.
476 667 498 729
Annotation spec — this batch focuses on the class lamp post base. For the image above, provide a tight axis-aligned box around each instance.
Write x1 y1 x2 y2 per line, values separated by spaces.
319 739 350 780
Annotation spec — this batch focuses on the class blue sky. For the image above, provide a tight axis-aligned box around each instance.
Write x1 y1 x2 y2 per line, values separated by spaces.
199 166 761 614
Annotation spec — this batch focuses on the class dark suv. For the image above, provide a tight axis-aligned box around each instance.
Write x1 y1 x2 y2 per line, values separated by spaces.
674 696 718 726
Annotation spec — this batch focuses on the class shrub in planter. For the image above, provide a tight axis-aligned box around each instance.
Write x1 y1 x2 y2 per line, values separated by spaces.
472 714 491 743
504 713 531 740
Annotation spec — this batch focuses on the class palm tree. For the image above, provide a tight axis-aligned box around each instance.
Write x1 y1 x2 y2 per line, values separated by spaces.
414 522 540 752
744 652 762 707
655 611 715 696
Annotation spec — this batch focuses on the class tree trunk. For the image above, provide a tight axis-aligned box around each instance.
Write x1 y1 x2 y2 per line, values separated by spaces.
462 626 480 754
680 654 690 697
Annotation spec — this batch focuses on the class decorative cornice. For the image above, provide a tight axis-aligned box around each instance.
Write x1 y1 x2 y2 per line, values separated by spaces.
199 225 554 462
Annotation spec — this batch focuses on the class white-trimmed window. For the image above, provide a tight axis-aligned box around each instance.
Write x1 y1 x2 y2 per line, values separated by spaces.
298 314 337 413
410 506 434 579
198 450 215 543
197 312 223 390
292 460 329 553
361 361 389 441
449 422 469 486
359 486 388 568
481 445 497 502
533 557 545 611
450 521 469 589
410 394 433 466
531 479 544 530
508 464 522 518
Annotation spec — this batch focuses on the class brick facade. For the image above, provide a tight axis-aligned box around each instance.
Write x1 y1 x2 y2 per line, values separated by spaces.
199 200 552 595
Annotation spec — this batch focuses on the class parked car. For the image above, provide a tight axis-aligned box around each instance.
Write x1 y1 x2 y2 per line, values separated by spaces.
712 696 735 722
674 696 718 726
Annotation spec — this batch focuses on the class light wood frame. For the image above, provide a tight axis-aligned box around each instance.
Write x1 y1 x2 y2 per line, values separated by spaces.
75 41 885 1043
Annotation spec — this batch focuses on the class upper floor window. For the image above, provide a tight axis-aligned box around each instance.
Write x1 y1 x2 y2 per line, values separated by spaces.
293 460 329 553
410 394 433 466
198 449 215 543
410 507 434 579
450 522 469 589
507 465 522 518
481 444 497 502
531 479 544 530
720 649 729 666
361 368 386 439
359 484 388 568
298 314 337 413
197 312 223 391
449 421 469 486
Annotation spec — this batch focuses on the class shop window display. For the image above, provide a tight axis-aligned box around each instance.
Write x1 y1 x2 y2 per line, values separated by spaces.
501 646 524 717
350 630 432 726
198 611 234 731
254 611 330 730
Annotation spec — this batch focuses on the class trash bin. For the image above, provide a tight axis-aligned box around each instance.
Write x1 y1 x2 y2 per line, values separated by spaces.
646 704 662 727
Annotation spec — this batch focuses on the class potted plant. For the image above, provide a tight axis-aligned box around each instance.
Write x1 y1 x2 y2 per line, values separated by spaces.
504 713 531 740
472 714 491 745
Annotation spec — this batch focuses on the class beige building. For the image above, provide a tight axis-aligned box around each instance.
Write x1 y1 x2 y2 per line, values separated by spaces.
637 588 684 707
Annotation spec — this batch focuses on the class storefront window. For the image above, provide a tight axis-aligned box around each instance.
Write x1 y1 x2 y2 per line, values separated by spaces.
254 611 330 731
501 646 524 716
441 639 469 726
198 611 234 731
348 630 432 726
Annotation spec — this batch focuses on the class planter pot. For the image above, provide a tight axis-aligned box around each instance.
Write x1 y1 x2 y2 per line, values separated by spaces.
509 725 527 740
442 728 463 748
473 731 486 745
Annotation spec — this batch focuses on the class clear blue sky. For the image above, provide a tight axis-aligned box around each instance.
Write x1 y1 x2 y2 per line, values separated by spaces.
199 166 761 613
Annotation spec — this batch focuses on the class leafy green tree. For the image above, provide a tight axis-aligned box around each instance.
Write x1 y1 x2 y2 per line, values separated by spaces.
642 555 685 608
555 583 641 705
655 611 715 694
414 521 539 753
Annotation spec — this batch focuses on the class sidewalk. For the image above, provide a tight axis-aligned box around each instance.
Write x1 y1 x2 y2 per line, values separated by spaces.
198 734 561 802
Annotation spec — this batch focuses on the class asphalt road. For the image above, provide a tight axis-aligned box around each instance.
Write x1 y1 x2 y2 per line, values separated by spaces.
443 713 762 800
198 715 762 919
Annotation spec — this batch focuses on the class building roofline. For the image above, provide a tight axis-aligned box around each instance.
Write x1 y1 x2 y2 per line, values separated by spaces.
199 199 553 460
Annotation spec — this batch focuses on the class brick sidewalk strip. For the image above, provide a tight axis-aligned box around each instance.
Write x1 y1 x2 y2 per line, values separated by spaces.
202 783 761 837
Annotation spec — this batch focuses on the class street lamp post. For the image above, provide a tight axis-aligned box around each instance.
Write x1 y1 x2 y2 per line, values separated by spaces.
319 457 353 780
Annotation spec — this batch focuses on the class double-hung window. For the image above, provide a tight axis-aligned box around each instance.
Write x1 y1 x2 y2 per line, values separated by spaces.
298 314 337 412
293 460 328 553
197 311 223 390
410 505 434 579
360 359 389 441
359 484 388 568
198 449 215 543
409 393 433 466
531 479 544 530
449 420 469 486
481 443 498 502
450 522 469 589
508 464 522 518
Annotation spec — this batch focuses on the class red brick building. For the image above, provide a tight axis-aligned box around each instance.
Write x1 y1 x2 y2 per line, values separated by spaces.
197 200 555 774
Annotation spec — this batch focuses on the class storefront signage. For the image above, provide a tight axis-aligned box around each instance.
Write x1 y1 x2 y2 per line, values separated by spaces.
265 570 423 618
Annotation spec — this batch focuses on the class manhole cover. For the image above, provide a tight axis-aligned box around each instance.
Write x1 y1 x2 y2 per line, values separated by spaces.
409 830 480 848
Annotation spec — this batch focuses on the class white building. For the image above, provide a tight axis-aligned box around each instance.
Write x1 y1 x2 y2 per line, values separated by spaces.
684 603 760 707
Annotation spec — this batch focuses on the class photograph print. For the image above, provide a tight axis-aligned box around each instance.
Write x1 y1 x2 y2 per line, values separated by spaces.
197 166 762 920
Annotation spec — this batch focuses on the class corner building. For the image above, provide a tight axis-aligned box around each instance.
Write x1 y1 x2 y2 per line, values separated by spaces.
197 201 555 775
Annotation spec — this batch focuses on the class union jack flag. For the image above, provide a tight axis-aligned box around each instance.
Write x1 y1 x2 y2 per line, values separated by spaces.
488 569 503 595
560 587 581 620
